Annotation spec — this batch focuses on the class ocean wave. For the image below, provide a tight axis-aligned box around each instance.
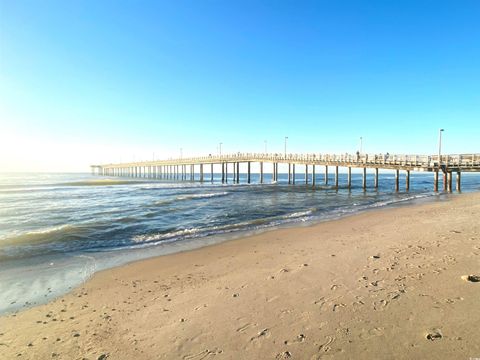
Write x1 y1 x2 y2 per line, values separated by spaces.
367 193 432 208
131 209 316 245
59 179 147 186
152 199 175 206
138 183 200 190
132 228 201 243
284 210 314 219
176 192 229 200
0 224 80 247
0 186 62 194
131 224 243 245
117 216 141 223
150 192 229 207
0 179 149 192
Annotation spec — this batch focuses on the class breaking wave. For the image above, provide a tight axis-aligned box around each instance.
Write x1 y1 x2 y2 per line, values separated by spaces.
176 192 230 200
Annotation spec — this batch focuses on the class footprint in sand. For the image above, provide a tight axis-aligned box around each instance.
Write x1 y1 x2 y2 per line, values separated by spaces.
250 328 270 342
352 300 365 309
445 297 464 304
359 327 384 340
442 255 457 264
297 334 306 342
387 290 404 301
183 349 222 360
236 323 254 333
318 335 335 352
373 299 389 311
284 334 306 345
461 274 480 282
314 297 326 310
266 296 279 303
275 351 292 359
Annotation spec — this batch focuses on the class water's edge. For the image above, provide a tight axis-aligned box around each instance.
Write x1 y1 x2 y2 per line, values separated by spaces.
0 190 460 316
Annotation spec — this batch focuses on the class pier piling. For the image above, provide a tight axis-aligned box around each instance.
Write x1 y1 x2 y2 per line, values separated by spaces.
395 169 399 192
312 165 316 187
335 166 339 189
406 170 410 191
363 168 367 190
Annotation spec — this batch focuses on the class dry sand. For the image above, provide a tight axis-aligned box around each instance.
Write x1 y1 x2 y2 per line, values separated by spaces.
1 193 480 360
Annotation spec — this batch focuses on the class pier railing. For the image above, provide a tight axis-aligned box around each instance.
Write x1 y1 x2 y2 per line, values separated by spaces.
97 152 480 170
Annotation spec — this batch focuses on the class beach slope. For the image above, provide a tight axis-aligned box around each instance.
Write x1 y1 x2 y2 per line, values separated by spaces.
2 193 480 359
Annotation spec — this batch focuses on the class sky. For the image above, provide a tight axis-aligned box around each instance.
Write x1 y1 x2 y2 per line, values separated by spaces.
1 0 479 172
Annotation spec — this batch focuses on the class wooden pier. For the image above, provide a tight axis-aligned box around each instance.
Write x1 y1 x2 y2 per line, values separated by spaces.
91 153 480 192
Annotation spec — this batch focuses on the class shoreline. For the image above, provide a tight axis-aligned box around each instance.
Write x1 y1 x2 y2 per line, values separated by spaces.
0 189 443 316
2 192 480 359
0 185 442 316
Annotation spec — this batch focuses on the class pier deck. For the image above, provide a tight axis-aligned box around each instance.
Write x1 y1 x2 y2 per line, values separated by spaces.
92 153 480 192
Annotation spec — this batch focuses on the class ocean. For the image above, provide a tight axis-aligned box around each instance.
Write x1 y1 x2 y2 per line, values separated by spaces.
1 171 479 314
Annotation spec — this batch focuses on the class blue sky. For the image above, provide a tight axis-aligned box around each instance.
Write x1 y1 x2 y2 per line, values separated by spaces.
1 0 479 171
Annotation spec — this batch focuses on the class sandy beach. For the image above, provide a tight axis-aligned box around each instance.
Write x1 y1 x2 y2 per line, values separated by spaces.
1 193 479 360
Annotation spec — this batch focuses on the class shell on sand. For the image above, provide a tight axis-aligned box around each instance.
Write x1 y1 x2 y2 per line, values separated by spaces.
461 275 480 282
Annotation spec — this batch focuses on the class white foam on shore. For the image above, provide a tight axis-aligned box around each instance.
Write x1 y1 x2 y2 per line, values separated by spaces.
0 254 97 314
0 231 252 314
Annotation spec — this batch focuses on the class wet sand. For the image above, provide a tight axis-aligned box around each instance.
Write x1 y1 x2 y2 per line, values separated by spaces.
1 193 480 359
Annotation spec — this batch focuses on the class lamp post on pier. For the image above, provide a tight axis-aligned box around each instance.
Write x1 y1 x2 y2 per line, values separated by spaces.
219 142 223 156
438 128 444 165
284 136 288 158
359 137 363 154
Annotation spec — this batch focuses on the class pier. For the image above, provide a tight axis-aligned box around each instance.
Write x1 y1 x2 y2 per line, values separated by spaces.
91 153 480 192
